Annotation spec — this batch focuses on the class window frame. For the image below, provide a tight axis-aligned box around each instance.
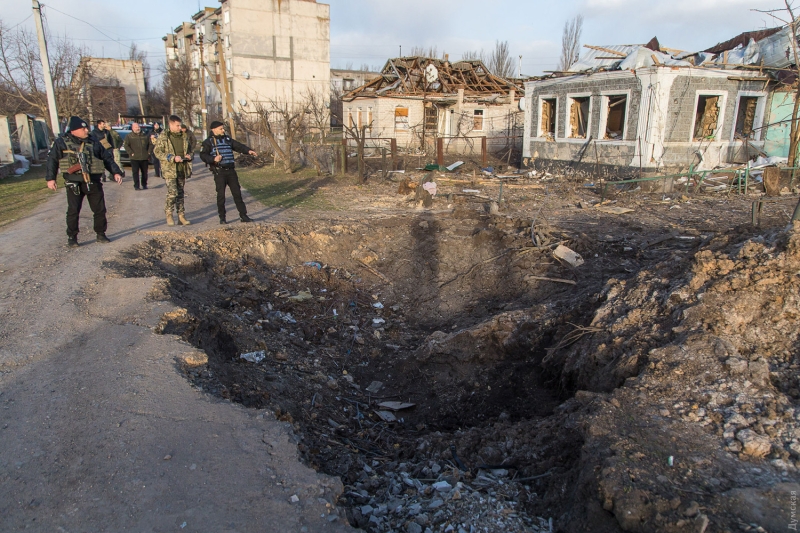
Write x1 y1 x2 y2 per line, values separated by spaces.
689 90 728 143
564 92 593 140
597 90 631 142
537 95 558 139
473 109 484 132
730 91 767 142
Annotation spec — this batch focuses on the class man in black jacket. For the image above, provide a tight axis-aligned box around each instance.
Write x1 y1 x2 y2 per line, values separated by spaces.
122 122 152 190
199 121 257 224
46 116 124 247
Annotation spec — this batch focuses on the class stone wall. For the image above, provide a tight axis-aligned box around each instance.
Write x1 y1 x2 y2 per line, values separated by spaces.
526 73 642 169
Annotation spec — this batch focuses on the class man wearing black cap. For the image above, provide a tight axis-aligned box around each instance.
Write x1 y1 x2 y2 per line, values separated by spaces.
199 121 257 224
46 116 124 247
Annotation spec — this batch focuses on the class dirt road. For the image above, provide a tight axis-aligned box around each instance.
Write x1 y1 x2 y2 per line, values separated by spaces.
0 166 352 532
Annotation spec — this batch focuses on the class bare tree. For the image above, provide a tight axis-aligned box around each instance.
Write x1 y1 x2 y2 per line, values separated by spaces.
557 15 584 72
303 88 332 175
129 43 150 91
0 21 87 123
410 46 444 59
462 50 485 62
255 99 308 173
161 57 198 124
487 40 514 78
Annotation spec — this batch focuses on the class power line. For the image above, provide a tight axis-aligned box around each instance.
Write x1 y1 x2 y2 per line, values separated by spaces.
40 4 141 53
69 37 166 42
3 14 33 32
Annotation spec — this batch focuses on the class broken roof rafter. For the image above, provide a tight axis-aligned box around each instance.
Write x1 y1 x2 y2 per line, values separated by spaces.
344 56 522 101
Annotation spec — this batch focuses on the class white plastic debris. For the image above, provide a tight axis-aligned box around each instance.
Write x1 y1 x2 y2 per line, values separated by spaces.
372 302 384 309
378 401 415 411
553 245 584 267
240 350 266 363
374 410 397 423
372 318 386 326
14 154 29 175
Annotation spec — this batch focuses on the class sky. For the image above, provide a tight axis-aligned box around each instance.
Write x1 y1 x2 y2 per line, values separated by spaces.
1 0 790 81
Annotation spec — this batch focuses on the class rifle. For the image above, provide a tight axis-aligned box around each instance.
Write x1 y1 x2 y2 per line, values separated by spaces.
76 144 91 186
65 142 92 191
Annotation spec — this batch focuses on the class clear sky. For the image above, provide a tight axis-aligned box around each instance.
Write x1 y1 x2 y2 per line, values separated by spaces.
2 0 788 79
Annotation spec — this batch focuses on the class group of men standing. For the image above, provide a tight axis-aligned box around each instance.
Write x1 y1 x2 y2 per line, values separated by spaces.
45 114 258 247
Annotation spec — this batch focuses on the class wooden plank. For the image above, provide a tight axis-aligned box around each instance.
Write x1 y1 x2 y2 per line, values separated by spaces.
583 45 628 57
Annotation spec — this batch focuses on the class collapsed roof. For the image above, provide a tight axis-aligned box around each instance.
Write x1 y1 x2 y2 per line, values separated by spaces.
562 23 800 76
344 57 522 101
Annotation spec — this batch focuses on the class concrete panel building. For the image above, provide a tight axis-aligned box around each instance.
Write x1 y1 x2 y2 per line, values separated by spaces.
165 0 330 130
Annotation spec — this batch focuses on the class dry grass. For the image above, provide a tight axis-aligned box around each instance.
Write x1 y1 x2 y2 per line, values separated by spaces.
237 165 338 211
0 165 54 228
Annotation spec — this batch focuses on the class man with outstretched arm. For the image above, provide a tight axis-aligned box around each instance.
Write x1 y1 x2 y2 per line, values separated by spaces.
199 120 257 224
46 115 123 247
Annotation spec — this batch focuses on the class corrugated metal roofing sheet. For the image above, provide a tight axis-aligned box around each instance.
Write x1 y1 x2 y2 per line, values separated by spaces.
568 45 639 72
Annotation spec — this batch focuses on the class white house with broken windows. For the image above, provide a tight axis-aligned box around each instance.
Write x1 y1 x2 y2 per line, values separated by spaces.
342 57 523 154
523 31 794 175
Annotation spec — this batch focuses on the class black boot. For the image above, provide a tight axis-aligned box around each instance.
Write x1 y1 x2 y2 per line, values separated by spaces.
240 215 253 223
67 236 79 247
96 233 111 243
219 217 227 225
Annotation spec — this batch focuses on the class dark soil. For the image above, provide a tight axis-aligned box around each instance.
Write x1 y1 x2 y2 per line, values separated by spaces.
107 179 800 532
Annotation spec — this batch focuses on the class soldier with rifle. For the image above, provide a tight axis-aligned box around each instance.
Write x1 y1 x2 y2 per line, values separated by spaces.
46 116 124 247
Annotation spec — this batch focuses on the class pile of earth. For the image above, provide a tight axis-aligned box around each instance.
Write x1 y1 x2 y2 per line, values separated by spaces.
107 211 800 532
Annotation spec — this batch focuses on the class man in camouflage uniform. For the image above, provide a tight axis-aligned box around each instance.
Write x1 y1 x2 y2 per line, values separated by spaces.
153 115 196 226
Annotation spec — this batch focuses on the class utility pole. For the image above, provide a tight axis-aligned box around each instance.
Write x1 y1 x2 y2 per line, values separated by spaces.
518 55 523 78
197 35 208 134
130 62 146 118
215 22 236 139
32 0 60 135
82 60 94 124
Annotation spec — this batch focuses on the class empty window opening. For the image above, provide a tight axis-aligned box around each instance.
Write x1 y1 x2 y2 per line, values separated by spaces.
569 97 590 139
540 98 556 138
604 95 627 140
693 95 720 141
394 107 409 132
734 96 759 139
473 109 484 131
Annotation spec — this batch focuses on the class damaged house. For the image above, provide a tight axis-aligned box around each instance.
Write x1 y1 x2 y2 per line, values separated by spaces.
523 30 796 174
342 57 524 154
